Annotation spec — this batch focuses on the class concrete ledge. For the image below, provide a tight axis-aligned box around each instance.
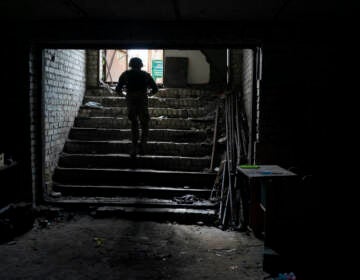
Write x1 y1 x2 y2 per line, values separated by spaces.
74 116 213 129
53 183 212 198
58 153 211 171
79 106 208 118
53 167 216 187
69 128 209 142
83 96 207 108
64 140 212 157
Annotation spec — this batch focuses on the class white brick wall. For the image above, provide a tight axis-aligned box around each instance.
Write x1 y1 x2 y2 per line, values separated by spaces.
43 49 86 181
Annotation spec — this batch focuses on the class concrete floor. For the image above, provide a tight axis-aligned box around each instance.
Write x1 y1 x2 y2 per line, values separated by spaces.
0 214 266 280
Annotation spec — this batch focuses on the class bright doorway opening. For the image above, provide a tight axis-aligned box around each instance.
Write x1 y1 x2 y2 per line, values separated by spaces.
102 49 163 85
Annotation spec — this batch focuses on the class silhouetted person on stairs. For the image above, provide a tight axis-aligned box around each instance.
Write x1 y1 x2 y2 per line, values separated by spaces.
115 57 158 158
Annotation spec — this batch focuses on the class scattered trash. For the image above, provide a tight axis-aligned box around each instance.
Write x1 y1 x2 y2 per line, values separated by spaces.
138 236 149 241
50 191 62 198
173 194 200 204
217 136 227 144
154 253 172 261
196 221 204 226
99 80 116 95
229 265 238 271
7 241 17 245
84 101 104 109
38 219 50 228
93 237 105 247
212 248 237 256
35 206 63 220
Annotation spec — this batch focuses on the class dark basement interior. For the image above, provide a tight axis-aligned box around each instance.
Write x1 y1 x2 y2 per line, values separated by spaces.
0 1 353 279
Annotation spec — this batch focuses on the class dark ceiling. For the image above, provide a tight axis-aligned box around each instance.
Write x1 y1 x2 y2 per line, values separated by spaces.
0 0 344 22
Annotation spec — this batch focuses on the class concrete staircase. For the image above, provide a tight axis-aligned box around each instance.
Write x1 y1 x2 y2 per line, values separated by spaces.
50 87 219 224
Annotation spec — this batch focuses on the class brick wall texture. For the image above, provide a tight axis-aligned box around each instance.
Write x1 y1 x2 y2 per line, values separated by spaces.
86 50 99 87
29 48 40 201
230 49 254 128
230 49 254 162
241 49 254 130
43 49 86 181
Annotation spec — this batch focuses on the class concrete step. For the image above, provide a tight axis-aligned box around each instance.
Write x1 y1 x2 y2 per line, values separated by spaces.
58 153 211 171
53 167 216 188
46 197 217 224
64 140 212 157
69 128 209 142
51 86 221 225
74 116 213 130
83 96 206 108
85 88 113 96
52 183 212 198
46 196 216 210
85 87 213 98
155 88 214 98
78 106 208 118
92 206 217 225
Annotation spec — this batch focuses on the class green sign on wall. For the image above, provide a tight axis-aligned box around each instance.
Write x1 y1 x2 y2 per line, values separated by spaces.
152 60 163 78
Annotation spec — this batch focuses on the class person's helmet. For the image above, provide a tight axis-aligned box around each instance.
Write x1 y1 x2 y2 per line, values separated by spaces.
129 57 143 69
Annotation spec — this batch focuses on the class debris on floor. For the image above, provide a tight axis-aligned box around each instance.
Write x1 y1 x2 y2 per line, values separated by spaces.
93 237 105 247
173 194 201 204
50 191 62 198
0 216 265 280
84 101 104 109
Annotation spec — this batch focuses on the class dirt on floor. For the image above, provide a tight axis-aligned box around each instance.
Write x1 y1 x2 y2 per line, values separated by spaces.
0 213 266 280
